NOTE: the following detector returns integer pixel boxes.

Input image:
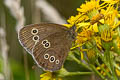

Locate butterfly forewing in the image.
[18,25,36,54]
[18,24,67,54]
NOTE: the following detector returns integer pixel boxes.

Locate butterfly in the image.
[18,23,75,72]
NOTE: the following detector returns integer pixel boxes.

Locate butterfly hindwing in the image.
[32,28,72,71]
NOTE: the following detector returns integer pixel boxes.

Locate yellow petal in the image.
[93,23,98,32]
[63,24,72,28]
[96,67,101,70]
[77,22,90,27]
[40,72,52,80]
[58,78,62,80]
[99,19,104,24]
[116,69,120,76]
[40,77,51,80]
[118,14,120,18]
[81,52,84,60]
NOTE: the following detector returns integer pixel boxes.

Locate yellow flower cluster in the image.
[96,63,120,76]
[64,0,120,58]
[64,0,120,78]
[96,64,110,76]
[40,0,120,80]
[40,71,62,80]
[77,0,100,13]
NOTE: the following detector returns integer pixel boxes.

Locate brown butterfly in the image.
[18,23,75,72]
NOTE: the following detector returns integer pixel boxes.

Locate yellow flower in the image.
[94,37,102,50]
[76,22,90,31]
[116,69,120,76]
[40,72,62,80]
[40,72,53,80]
[101,6,119,27]
[90,13,104,25]
[87,49,96,59]
[63,0,120,79]
[96,64,110,76]
[76,28,93,44]
[79,48,88,60]
[77,0,100,13]
[88,23,99,33]
[97,63,120,76]
[64,14,89,28]
[101,29,113,42]
[116,37,120,49]
[115,64,120,76]
[63,24,73,28]
[101,0,119,4]
[63,15,80,28]
[112,21,120,30]
[80,51,84,60]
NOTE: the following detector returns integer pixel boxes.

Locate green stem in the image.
[89,64,107,80]
[57,68,92,77]
[96,60,112,79]
[108,51,118,80]
[96,48,115,78]
[114,63,120,71]
[67,72,92,76]
[104,48,118,80]
[69,53,92,71]
[104,50,111,71]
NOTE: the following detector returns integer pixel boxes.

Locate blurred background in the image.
[0,0,94,80]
